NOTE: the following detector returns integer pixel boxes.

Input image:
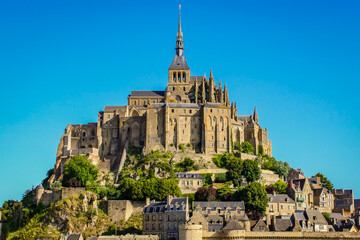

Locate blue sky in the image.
[0,0,359,205]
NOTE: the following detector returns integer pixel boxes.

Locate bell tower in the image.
[167,5,191,103]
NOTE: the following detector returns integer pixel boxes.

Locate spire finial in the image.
[253,106,259,122]
[175,5,184,55]
[210,69,213,78]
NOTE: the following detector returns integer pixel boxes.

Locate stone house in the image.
[142,196,189,240]
[291,210,329,232]
[251,219,269,232]
[287,168,305,182]
[287,178,314,210]
[52,6,272,182]
[176,173,204,194]
[332,189,355,216]
[313,187,334,213]
[193,201,250,231]
[266,193,296,217]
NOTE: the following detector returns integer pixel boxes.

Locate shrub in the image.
[175,157,199,172]
[201,173,213,186]
[63,155,99,187]
[214,173,227,183]
[241,141,254,155]
[179,144,186,153]
[195,187,217,201]
[242,159,261,183]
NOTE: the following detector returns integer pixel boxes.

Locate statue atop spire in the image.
[176,4,184,56]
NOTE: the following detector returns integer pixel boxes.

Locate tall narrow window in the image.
[173,73,176,82]
[178,73,181,82]
[183,72,186,82]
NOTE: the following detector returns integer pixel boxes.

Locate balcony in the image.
[297,196,305,202]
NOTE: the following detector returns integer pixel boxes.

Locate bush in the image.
[63,155,99,187]
[234,141,241,151]
[261,155,291,178]
[175,157,199,172]
[214,173,227,183]
[195,187,217,201]
[217,187,233,201]
[241,141,254,155]
[201,173,213,187]
[266,180,287,194]
[225,157,243,187]
[179,144,186,153]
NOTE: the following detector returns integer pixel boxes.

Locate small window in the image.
[183,72,186,82]
[210,109,213,113]
[183,109,186,114]
[172,109,174,113]
[173,73,176,82]
[183,87,186,91]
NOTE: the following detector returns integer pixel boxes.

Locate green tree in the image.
[234,141,241,151]
[241,141,254,155]
[118,178,144,200]
[225,158,243,187]
[195,187,217,201]
[267,180,287,194]
[232,182,268,215]
[258,145,264,156]
[214,173,227,183]
[242,159,261,183]
[201,173,213,187]
[63,155,99,187]
[312,173,334,191]
[156,178,182,201]
[175,157,199,172]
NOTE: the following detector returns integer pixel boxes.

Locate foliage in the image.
[261,155,291,178]
[103,214,143,236]
[195,187,217,201]
[212,152,235,168]
[242,159,261,183]
[50,181,62,190]
[234,141,241,152]
[179,144,186,153]
[266,180,287,194]
[63,155,99,187]
[232,182,268,215]
[214,173,227,183]
[225,157,243,187]
[312,172,334,191]
[258,145,264,156]
[175,157,199,172]
[201,173,213,187]
[117,177,181,201]
[322,212,330,220]
[217,187,234,201]
[241,141,254,155]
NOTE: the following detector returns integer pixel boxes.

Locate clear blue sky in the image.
[0,0,359,205]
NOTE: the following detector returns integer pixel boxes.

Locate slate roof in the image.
[130,91,165,97]
[169,54,190,70]
[104,106,125,111]
[237,115,251,121]
[221,219,244,230]
[204,103,226,108]
[67,234,82,240]
[268,194,295,203]
[190,76,206,82]
[334,199,353,207]
[206,215,225,231]
[354,199,360,210]
[193,201,245,211]
[274,219,293,231]
[329,213,346,221]
[305,209,328,225]
[176,173,204,179]
[290,179,307,192]
[144,197,187,213]
[313,188,326,197]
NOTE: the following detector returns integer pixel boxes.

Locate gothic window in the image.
[183,72,186,82]
[178,73,181,82]
[183,87,186,91]
[173,73,176,82]
[83,132,86,137]
[175,95,181,102]
[189,110,192,114]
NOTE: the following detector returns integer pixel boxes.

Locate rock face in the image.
[8,192,111,239]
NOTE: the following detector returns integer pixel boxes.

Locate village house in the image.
[332,189,355,217]
[266,193,296,217]
[175,172,204,194]
[287,178,314,210]
[287,168,305,182]
[142,196,189,240]
[313,187,334,213]
[291,210,329,232]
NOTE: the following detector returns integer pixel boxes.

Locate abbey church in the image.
[55,8,272,167]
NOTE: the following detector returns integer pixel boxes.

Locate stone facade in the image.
[287,178,314,210]
[267,193,296,217]
[332,189,355,216]
[97,235,159,240]
[52,7,272,179]
[35,185,85,206]
[142,196,189,240]
[313,187,334,213]
[176,173,204,194]
[102,200,146,223]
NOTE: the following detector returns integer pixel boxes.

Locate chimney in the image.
[167,195,173,204]
[146,198,150,206]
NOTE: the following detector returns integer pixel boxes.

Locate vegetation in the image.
[258,154,291,178]
[217,186,234,201]
[179,144,186,153]
[312,172,334,191]
[214,173,227,183]
[232,182,268,216]
[201,173,213,187]
[242,159,261,183]
[240,141,255,154]
[63,155,99,187]
[195,187,217,201]
[322,212,330,220]
[174,157,199,172]
[103,214,143,236]
[266,180,287,194]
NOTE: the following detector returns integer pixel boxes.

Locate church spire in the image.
[176,5,184,56]
[253,106,259,123]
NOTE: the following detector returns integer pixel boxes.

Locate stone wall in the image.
[260,169,281,185]
[104,200,147,223]
[98,234,159,240]
[36,187,85,206]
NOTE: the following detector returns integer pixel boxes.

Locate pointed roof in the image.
[221,219,244,230]
[253,106,259,122]
[210,69,213,78]
[169,5,189,70]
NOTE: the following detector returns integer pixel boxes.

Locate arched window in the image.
[82,131,86,137]
[183,72,186,82]
[178,72,181,82]
[173,72,176,82]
